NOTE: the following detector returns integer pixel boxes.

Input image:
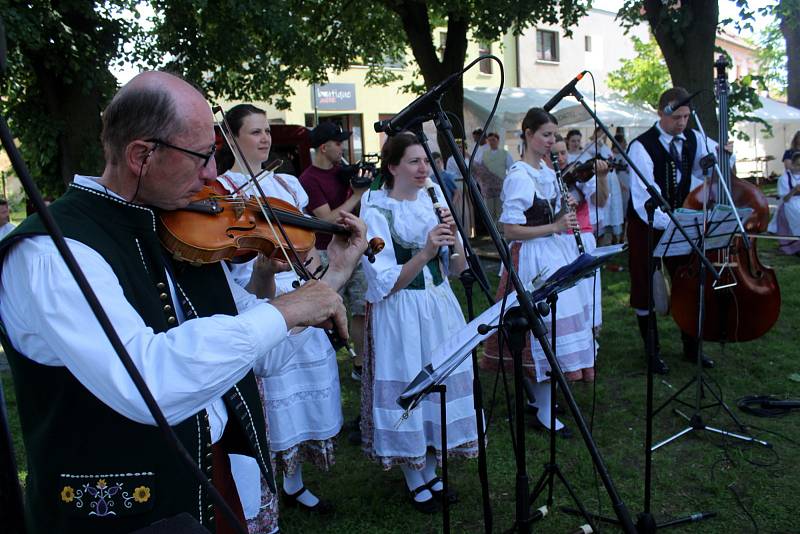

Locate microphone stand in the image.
[431,99,637,533]
[408,122,494,533]
[550,81,720,533]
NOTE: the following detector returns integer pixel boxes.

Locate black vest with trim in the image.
[0,183,274,533]
[630,125,698,212]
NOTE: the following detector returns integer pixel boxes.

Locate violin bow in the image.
[214,106,360,358]
[214,106,311,282]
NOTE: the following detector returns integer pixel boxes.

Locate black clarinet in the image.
[550,152,585,254]
[425,178,459,259]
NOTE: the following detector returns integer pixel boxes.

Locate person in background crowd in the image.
[611,133,631,241]
[216,104,343,531]
[430,151,458,200]
[782,130,800,170]
[583,128,623,244]
[473,131,514,222]
[566,129,583,164]
[359,132,477,514]
[483,108,597,438]
[299,122,370,381]
[471,127,488,163]
[446,139,475,238]
[0,199,16,240]
[768,152,800,256]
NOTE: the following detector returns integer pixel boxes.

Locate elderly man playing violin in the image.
[0,71,368,534]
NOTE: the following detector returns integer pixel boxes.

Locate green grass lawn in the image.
[2,239,798,533]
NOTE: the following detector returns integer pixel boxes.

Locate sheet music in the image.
[653,206,751,257]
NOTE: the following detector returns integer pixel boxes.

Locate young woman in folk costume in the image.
[482,108,597,436]
[218,104,341,532]
[359,132,478,513]
[551,134,609,332]
[769,152,800,256]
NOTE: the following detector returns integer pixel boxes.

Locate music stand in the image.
[398,245,626,532]
[651,206,770,451]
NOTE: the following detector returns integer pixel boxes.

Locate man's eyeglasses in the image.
[146,138,216,168]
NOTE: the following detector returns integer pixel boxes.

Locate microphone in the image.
[374,71,462,135]
[542,71,588,112]
[663,90,702,116]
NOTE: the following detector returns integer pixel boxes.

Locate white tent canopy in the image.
[736,97,800,179]
[462,86,657,156]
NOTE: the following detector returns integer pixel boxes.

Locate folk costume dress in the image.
[768,169,800,255]
[217,171,342,532]
[482,161,596,382]
[359,186,479,470]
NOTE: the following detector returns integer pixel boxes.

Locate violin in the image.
[562,156,624,185]
[670,56,780,342]
[158,185,384,266]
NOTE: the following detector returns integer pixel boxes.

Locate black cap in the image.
[309,122,351,147]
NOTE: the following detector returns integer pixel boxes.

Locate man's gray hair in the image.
[101,84,185,165]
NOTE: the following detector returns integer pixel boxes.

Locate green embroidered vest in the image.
[0,183,274,533]
[374,206,444,289]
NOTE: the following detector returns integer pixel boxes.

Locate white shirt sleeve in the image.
[0,236,289,427]
[627,139,671,230]
[499,169,535,225]
[360,205,403,302]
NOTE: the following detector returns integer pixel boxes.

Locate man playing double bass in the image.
[0,71,367,533]
[627,87,716,374]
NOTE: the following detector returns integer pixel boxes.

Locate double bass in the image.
[670,55,780,342]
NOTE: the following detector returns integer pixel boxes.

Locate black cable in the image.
[728,483,760,534]
[737,395,800,418]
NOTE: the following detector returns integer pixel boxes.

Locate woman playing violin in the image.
[552,134,608,331]
[217,104,341,530]
[482,108,597,437]
[359,132,476,514]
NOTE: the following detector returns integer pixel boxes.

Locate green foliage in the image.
[755,20,787,98]
[607,35,670,109]
[0,1,139,195]
[143,0,406,107]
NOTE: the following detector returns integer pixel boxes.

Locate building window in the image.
[479,43,492,74]
[438,31,447,62]
[585,35,592,52]
[536,30,559,62]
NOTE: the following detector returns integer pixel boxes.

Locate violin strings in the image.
[214,108,303,282]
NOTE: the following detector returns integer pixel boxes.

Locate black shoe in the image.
[282,486,335,514]
[651,354,670,375]
[425,476,459,504]
[529,413,573,439]
[684,351,715,369]
[681,334,715,368]
[409,484,439,513]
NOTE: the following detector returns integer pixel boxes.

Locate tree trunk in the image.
[29,52,107,189]
[387,1,470,158]
[644,0,719,137]
[779,7,800,109]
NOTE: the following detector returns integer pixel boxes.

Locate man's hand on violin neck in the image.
[270,280,349,339]
[323,212,369,290]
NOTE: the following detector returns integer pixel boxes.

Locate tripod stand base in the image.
[561,507,717,532]
[652,410,771,451]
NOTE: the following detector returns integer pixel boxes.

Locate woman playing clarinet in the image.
[359,132,478,513]
[482,108,597,436]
